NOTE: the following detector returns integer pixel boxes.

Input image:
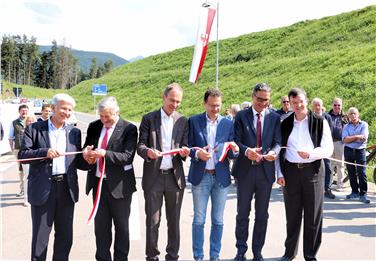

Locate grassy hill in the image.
[68,5,376,142]
[39,46,129,72]
[2,6,375,144]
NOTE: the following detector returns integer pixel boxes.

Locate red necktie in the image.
[98,127,109,174]
[256,113,262,148]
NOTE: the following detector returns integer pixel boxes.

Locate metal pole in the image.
[215,1,219,89]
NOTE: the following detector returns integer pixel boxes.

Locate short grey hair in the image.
[311,97,323,106]
[97,96,120,114]
[332,97,343,105]
[51,93,76,108]
[252,83,272,95]
[163,82,183,97]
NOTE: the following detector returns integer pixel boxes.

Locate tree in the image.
[89,57,98,79]
[104,59,113,73]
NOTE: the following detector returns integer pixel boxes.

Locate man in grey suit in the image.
[232,83,281,261]
[137,83,190,261]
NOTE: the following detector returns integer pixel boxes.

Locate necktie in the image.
[98,127,109,174]
[256,113,262,148]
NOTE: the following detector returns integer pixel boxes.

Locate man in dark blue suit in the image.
[19,93,88,261]
[188,88,239,261]
[232,83,281,261]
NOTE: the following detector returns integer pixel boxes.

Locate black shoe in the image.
[233,254,247,261]
[278,256,294,261]
[252,255,264,261]
[324,189,335,199]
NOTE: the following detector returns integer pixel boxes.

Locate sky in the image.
[1,0,375,60]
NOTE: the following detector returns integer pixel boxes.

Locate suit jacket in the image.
[188,113,237,187]
[232,107,281,183]
[18,120,86,206]
[137,109,188,191]
[84,118,138,199]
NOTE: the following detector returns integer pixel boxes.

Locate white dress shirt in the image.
[277,114,334,178]
[205,114,219,170]
[95,117,118,178]
[48,119,67,175]
[244,108,265,156]
[160,109,174,170]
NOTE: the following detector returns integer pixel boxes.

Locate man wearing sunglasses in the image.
[328,98,348,190]
[232,83,281,261]
[276,95,293,122]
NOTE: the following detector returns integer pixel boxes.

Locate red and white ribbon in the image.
[279,146,376,169]
[0,151,83,164]
[218,142,232,162]
[87,159,105,225]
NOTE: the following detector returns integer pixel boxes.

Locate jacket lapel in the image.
[246,108,256,136]
[65,124,73,152]
[199,112,208,145]
[155,110,162,150]
[171,111,183,149]
[40,120,51,148]
[106,119,123,148]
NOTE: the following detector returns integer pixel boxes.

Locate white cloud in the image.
[1,0,375,60]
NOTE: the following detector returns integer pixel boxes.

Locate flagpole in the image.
[215,1,219,89]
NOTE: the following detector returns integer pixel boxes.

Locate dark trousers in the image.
[323,158,332,190]
[93,179,132,261]
[344,147,368,195]
[144,172,184,261]
[31,177,74,261]
[283,161,324,261]
[235,164,272,257]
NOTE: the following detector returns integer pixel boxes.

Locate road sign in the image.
[13,87,22,97]
[92,84,107,96]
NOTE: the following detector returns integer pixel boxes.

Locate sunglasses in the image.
[282,101,289,103]
[253,95,269,103]
[333,104,341,107]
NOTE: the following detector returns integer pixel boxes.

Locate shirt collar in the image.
[48,118,67,130]
[161,108,174,119]
[294,114,308,123]
[104,116,119,130]
[252,107,265,118]
[205,113,220,124]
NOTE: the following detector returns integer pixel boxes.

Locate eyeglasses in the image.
[253,94,269,103]
[333,104,341,107]
[282,101,289,104]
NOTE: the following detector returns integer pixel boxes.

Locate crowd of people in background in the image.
[1,82,372,261]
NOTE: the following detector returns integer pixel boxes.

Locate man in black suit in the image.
[83,96,138,261]
[18,93,87,261]
[137,83,190,261]
[232,83,281,261]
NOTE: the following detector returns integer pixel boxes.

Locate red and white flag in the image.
[189,3,216,83]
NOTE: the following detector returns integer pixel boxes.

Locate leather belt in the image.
[205,169,216,174]
[50,174,65,182]
[286,161,313,169]
[160,169,174,175]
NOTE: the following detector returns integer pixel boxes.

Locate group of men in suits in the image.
[18,82,333,261]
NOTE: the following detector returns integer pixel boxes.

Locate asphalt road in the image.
[1,112,375,260]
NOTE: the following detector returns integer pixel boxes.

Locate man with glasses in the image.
[232,83,281,261]
[276,95,293,122]
[188,88,239,261]
[328,98,348,189]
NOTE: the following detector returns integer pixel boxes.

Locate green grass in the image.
[1,81,63,99]
[67,6,376,142]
